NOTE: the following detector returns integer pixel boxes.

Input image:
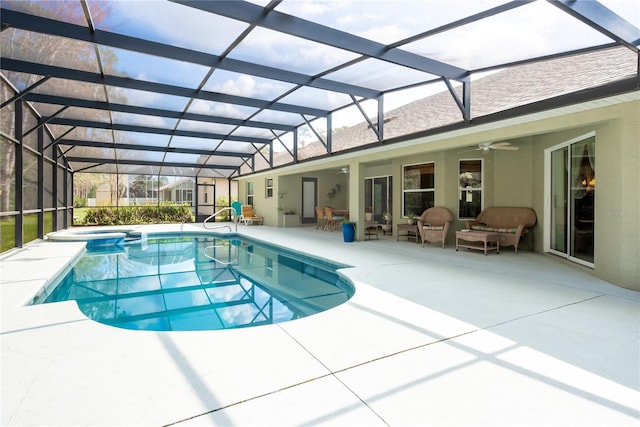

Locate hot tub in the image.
[46,228,134,248]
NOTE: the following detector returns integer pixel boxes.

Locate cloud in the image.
[219,75,257,97]
[112,112,176,129]
[404,1,613,69]
[107,0,248,54]
[279,0,353,18]
[358,24,411,45]
[189,99,256,119]
[231,27,358,74]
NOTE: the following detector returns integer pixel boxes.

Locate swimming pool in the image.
[33,234,354,331]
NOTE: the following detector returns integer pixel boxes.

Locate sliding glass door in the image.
[364,176,392,223]
[550,148,568,254]
[547,134,595,266]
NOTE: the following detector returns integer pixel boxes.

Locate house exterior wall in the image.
[235,96,639,290]
[528,101,638,290]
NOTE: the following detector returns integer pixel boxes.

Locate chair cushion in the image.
[471,224,516,233]
[421,225,444,231]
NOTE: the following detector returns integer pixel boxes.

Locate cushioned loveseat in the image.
[466,207,537,253]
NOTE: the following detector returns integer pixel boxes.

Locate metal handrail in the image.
[203,206,238,232]
[203,245,238,265]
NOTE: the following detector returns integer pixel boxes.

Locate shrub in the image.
[82,207,117,225]
[215,196,233,221]
[73,196,87,208]
[81,205,193,226]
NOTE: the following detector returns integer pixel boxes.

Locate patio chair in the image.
[241,205,264,225]
[324,207,344,231]
[231,201,242,223]
[315,206,327,230]
[417,207,453,248]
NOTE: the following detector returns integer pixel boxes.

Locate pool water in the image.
[34,235,354,331]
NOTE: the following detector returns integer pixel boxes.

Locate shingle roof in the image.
[287,46,636,162]
[158,177,193,191]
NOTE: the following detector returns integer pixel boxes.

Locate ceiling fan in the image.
[477,142,519,152]
[336,166,349,174]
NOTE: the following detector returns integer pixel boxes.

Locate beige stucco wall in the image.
[236,95,639,290]
[523,102,639,290]
[239,170,351,226]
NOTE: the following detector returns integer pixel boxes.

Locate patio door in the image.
[546,133,595,266]
[301,177,317,224]
[365,176,392,223]
[196,181,215,222]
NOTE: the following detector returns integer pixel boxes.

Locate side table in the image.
[397,223,419,243]
[364,221,379,240]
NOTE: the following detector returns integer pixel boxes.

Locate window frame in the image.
[265,178,274,198]
[402,162,435,217]
[246,181,254,206]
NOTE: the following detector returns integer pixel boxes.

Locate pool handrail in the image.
[203,245,238,265]
[203,207,238,232]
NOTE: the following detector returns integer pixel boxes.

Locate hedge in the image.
[81,205,193,226]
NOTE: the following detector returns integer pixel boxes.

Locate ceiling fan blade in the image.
[495,146,519,150]
[491,142,512,147]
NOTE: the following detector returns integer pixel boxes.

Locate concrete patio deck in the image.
[1,223,638,426]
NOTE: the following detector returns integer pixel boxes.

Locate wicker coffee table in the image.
[456,230,500,255]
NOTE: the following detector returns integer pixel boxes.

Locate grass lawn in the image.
[73,207,90,225]
[1,206,192,253]
[1,214,37,252]
[1,213,55,252]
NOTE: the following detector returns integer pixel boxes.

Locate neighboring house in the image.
[237,47,639,291]
[158,177,194,204]
[95,183,112,206]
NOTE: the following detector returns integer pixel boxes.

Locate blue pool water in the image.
[34,234,354,331]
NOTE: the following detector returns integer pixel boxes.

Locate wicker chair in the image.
[324,207,344,231]
[315,206,327,230]
[417,207,453,248]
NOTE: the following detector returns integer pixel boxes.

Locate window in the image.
[183,189,193,203]
[247,182,254,206]
[458,159,483,219]
[246,244,254,264]
[265,257,273,278]
[403,163,434,216]
[265,178,273,198]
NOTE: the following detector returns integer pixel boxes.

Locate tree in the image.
[73,173,107,201]
[0,136,15,213]
[129,176,148,198]
[1,1,116,211]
